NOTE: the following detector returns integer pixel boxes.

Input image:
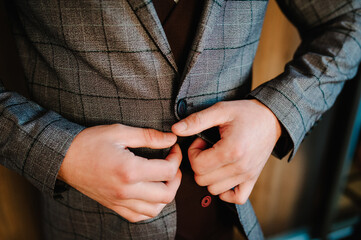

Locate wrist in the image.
[57,162,66,182]
[57,128,85,183]
[248,99,282,140]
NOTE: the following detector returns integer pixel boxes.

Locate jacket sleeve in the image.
[249,0,361,160]
[0,79,85,197]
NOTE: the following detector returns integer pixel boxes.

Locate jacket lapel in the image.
[127,0,225,76]
[181,0,225,78]
[127,0,224,76]
[126,0,178,71]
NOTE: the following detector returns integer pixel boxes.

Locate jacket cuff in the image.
[0,89,85,198]
[22,116,85,198]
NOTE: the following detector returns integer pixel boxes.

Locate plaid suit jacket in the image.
[1,0,360,239]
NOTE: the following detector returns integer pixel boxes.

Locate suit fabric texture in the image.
[0,0,361,239]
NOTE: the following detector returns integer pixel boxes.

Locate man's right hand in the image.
[58,124,182,223]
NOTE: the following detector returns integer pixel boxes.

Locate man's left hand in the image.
[172,99,282,204]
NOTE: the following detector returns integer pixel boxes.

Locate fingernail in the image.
[174,121,187,132]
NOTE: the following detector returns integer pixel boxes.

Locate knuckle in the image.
[148,212,158,219]
[235,195,248,205]
[161,196,172,204]
[152,204,165,217]
[207,185,220,196]
[128,215,148,223]
[112,124,127,135]
[214,101,226,109]
[171,165,179,177]
[165,164,178,180]
[162,190,176,204]
[217,149,232,163]
[193,166,205,176]
[114,187,128,200]
[244,171,254,181]
[115,165,125,176]
[213,102,228,117]
[219,153,231,165]
[120,170,137,184]
[145,205,164,219]
[194,175,206,186]
[163,172,173,181]
[191,162,206,175]
[118,163,138,184]
[213,102,225,112]
[161,169,174,182]
[148,210,158,219]
[117,161,139,184]
[187,112,203,127]
[143,128,156,144]
[127,216,137,223]
[234,161,247,174]
[230,147,244,160]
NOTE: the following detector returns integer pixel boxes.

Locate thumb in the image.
[172,103,228,136]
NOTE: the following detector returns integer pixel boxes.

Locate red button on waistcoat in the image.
[201,196,212,207]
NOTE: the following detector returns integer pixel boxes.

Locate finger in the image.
[187,137,208,162]
[165,143,182,168]
[219,179,256,205]
[112,205,152,223]
[172,103,228,136]
[194,160,256,187]
[188,138,232,175]
[206,174,252,196]
[116,200,166,219]
[123,170,182,203]
[194,167,231,187]
[136,144,182,182]
[115,125,177,149]
[165,169,182,193]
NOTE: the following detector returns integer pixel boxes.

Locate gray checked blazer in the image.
[1,0,360,239]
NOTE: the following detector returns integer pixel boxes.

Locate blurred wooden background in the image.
[0,0,324,239]
[0,0,43,239]
[251,0,303,236]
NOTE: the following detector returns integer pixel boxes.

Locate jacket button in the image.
[201,196,212,207]
[177,99,187,118]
